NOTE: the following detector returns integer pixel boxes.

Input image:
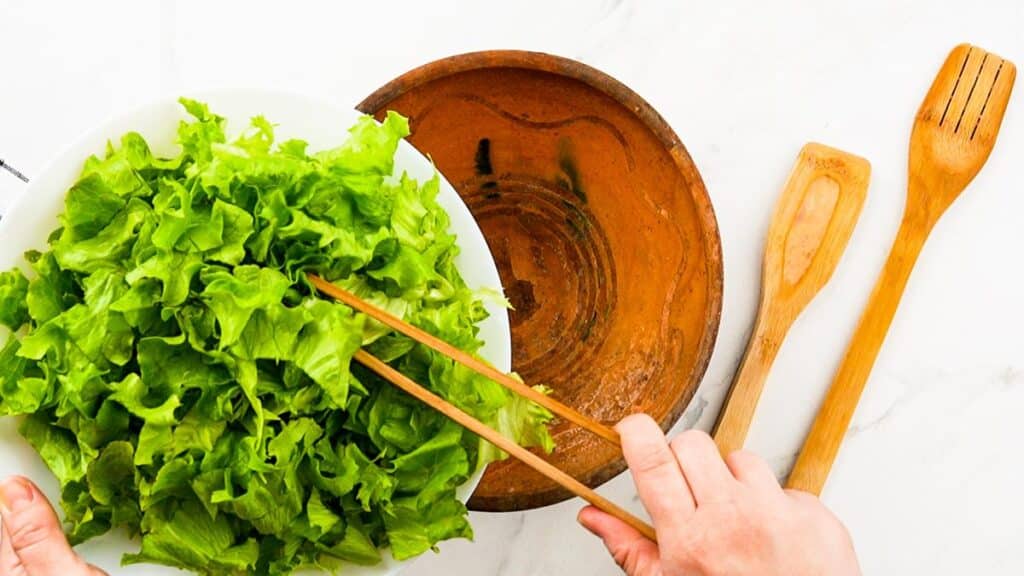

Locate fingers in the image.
[617,414,695,527]
[578,506,662,575]
[725,449,781,492]
[669,429,735,503]
[1,519,25,576]
[0,476,92,576]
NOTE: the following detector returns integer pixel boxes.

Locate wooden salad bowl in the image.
[358,51,723,511]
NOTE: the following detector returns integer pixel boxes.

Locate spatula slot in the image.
[971,60,1006,140]
[955,53,988,133]
[939,47,972,127]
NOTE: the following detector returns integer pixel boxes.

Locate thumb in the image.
[578,506,661,575]
[0,476,96,575]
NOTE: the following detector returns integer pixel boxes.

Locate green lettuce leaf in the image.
[0,99,555,575]
[0,268,30,329]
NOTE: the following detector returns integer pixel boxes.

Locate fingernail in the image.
[0,477,35,513]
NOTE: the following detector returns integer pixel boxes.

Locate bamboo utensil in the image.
[713,144,870,456]
[787,44,1016,495]
[353,350,655,540]
[309,273,655,540]
[308,274,620,446]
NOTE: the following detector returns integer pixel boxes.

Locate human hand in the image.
[578,415,861,576]
[1,476,107,575]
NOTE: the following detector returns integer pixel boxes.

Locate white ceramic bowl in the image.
[0,90,509,575]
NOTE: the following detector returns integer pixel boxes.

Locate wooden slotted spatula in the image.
[787,44,1016,495]
[713,143,870,456]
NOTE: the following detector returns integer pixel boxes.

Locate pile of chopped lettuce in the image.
[0,99,553,575]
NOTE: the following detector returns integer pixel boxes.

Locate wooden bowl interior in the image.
[358,52,722,511]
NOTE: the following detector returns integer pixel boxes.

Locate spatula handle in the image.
[713,316,784,455]
[787,219,928,494]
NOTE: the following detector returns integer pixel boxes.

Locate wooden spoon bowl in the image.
[358,51,723,511]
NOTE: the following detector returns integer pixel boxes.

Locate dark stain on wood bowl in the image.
[358,51,723,512]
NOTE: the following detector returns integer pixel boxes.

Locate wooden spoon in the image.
[714,143,870,456]
[787,44,1016,495]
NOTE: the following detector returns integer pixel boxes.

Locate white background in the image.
[2,1,1023,574]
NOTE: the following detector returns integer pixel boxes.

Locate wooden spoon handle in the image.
[787,219,928,494]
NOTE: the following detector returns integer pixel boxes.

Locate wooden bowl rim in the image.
[358,49,724,508]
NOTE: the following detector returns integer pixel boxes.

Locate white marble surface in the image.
[1,1,1023,574]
